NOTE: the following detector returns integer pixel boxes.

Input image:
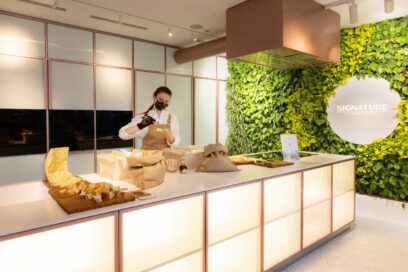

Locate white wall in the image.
[0,13,229,184]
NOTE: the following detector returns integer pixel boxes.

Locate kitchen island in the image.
[0,152,355,272]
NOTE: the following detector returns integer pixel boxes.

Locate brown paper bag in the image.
[163,148,185,172]
[196,143,239,172]
[127,150,166,189]
[165,146,204,170]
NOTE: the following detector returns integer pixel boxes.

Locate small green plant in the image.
[226,16,408,201]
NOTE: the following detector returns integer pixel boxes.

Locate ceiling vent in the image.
[89,15,148,30]
[18,0,66,12]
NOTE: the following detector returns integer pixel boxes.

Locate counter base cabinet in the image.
[0,159,355,272]
[0,215,115,272]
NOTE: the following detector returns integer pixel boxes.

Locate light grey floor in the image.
[281,214,408,272]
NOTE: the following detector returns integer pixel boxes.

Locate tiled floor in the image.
[281,214,408,272]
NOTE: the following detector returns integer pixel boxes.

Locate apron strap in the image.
[167,113,172,126]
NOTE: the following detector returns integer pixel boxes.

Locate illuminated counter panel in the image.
[264,173,301,222]
[150,251,202,272]
[208,182,261,245]
[332,160,355,232]
[303,166,331,208]
[333,190,355,232]
[208,228,261,272]
[264,212,301,270]
[121,195,204,272]
[207,182,261,272]
[303,200,331,248]
[0,215,115,272]
[263,173,301,269]
[333,160,355,196]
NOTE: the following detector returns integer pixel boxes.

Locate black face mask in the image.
[155,100,168,111]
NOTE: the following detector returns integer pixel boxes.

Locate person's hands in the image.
[137,116,156,130]
[164,131,175,144]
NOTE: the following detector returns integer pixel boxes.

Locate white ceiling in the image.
[315,0,408,28]
[0,0,407,48]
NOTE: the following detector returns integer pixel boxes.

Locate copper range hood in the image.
[175,0,340,70]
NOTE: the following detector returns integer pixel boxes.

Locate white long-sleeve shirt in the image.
[119,110,180,146]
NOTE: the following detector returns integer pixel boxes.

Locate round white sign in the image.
[327,77,401,145]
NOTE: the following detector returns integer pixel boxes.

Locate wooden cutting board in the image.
[48,188,136,214]
[253,160,294,168]
[45,180,150,214]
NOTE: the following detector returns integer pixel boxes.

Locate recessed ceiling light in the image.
[190,24,203,30]
[168,28,173,37]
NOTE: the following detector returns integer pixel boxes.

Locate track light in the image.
[168,28,173,37]
[384,0,394,13]
[349,1,358,24]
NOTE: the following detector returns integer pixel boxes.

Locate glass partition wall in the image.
[0,12,229,184]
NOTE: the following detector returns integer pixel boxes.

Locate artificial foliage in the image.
[226,16,408,201]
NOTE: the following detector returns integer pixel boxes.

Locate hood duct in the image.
[175,0,340,70]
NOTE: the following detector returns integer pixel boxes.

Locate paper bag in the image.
[127,150,166,189]
[196,143,239,172]
[169,146,204,170]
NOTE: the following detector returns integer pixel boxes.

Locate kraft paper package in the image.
[162,148,185,172]
[170,145,204,170]
[196,143,239,172]
[127,150,166,190]
[97,149,131,180]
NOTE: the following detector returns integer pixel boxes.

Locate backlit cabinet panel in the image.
[333,160,355,231]
[303,166,332,248]
[0,215,115,272]
[264,173,301,269]
[207,182,261,272]
[121,195,204,272]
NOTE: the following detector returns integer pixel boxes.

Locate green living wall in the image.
[226,16,408,201]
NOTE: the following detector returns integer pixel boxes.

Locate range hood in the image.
[175,0,340,70]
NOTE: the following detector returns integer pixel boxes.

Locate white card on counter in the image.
[281,134,300,161]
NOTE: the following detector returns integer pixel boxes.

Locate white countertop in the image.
[0,153,354,238]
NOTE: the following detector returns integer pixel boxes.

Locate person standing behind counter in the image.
[119,86,180,150]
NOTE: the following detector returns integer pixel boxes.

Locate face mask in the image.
[154,100,168,111]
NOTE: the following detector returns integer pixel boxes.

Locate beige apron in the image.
[141,114,172,150]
